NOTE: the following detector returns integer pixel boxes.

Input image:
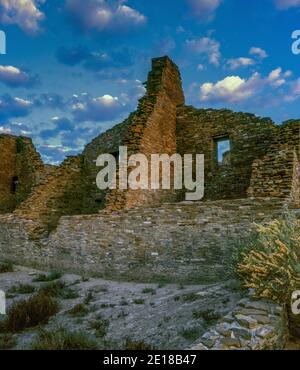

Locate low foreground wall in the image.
[0,198,294,283]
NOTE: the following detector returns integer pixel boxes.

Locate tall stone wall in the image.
[248,120,300,200]
[176,107,277,201]
[0,198,291,282]
[105,56,185,210]
[0,134,45,213]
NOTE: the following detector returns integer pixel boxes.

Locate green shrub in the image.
[236,214,300,304]
[33,271,63,282]
[142,288,156,295]
[0,261,13,273]
[133,299,145,305]
[193,309,221,322]
[182,293,201,302]
[3,292,59,332]
[124,338,154,350]
[179,327,202,342]
[68,304,89,317]
[31,327,99,350]
[84,291,94,305]
[8,284,36,295]
[89,315,109,338]
[39,281,79,299]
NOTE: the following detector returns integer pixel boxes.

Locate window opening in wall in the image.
[215,137,231,166]
[11,176,19,194]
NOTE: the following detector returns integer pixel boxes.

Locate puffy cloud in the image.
[71,93,126,122]
[249,47,268,59]
[65,0,146,33]
[186,37,221,66]
[267,67,286,87]
[199,67,290,104]
[200,75,257,103]
[0,0,45,34]
[0,65,38,88]
[187,0,222,21]
[275,0,300,9]
[0,94,33,121]
[227,57,255,70]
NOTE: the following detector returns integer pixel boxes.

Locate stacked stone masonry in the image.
[190,297,288,350]
[0,198,297,283]
[0,56,300,235]
[0,56,299,278]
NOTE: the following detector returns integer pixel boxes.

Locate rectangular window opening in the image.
[215,137,231,166]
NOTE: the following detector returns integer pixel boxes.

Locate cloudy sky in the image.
[0,0,300,163]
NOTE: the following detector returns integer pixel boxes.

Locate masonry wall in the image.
[0,198,290,282]
[105,56,185,210]
[248,120,300,200]
[14,156,85,237]
[0,135,44,213]
[176,107,277,201]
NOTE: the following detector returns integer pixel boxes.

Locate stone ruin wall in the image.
[14,156,86,237]
[0,56,300,279]
[6,57,186,234]
[176,107,277,201]
[105,57,185,210]
[248,120,300,200]
[0,135,45,213]
[0,198,295,283]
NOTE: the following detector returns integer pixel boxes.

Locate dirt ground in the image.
[0,265,242,350]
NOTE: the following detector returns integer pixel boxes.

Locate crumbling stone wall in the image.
[0,198,292,282]
[105,56,185,210]
[176,107,277,201]
[0,134,44,213]
[0,56,300,239]
[14,156,85,237]
[190,297,288,350]
[248,120,300,200]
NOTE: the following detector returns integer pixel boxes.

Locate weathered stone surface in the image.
[0,135,45,214]
[235,314,258,329]
[220,337,241,349]
[0,198,293,282]
[189,297,288,351]
[1,56,299,238]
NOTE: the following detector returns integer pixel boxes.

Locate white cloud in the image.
[249,47,268,59]
[268,67,286,87]
[186,37,221,66]
[199,67,291,104]
[187,0,222,21]
[200,75,257,103]
[275,0,300,9]
[71,93,126,122]
[227,57,255,70]
[0,65,37,87]
[65,0,146,33]
[0,0,45,34]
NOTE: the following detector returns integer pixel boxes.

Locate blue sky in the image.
[0,0,300,164]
